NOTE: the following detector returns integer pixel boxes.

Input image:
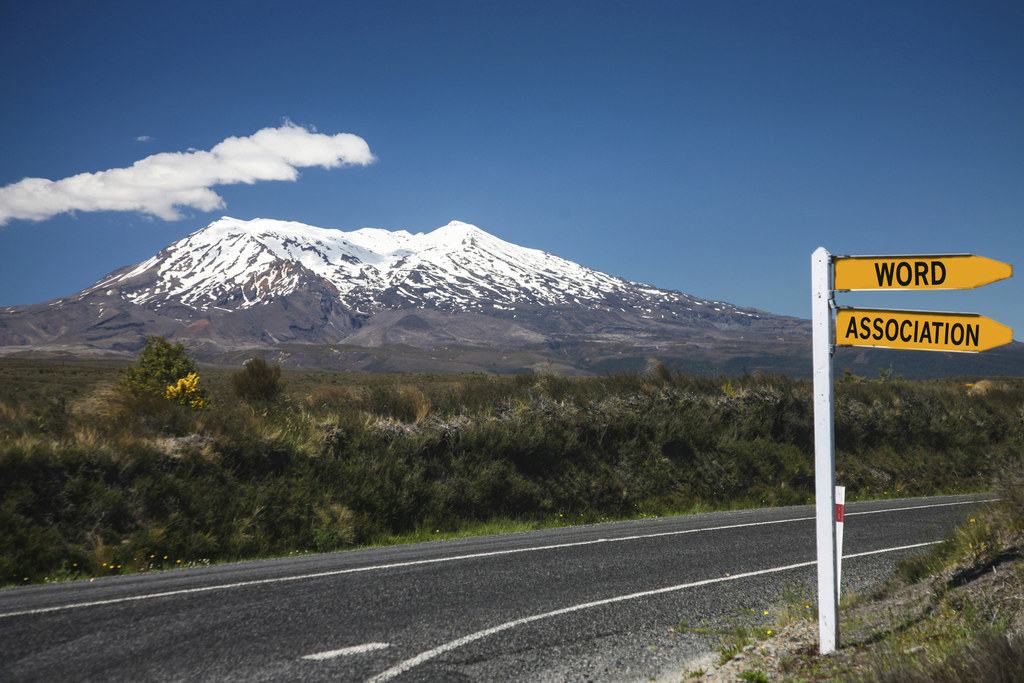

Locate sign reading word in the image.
[836,308,1013,352]
[834,254,1012,291]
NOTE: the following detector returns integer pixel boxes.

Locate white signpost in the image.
[811,248,839,654]
[810,248,1012,655]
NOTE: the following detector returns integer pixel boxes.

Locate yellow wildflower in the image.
[165,372,209,410]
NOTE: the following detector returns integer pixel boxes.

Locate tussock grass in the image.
[852,454,1024,681]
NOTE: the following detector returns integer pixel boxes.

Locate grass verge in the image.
[681,455,1024,682]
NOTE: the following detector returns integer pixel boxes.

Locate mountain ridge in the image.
[81,216,763,318]
[6,216,1019,377]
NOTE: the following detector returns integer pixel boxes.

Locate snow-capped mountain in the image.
[84,217,755,319]
[0,217,811,370]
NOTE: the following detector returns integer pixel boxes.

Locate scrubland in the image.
[2,358,1021,588]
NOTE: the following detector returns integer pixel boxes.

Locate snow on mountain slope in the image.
[0,216,828,371]
[85,217,757,321]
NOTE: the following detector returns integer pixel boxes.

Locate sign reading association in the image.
[836,308,1013,353]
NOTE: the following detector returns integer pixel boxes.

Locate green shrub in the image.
[232,357,284,404]
[122,336,200,396]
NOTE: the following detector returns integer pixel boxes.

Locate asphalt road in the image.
[0,494,990,681]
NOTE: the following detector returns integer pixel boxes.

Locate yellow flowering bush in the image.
[165,372,208,411]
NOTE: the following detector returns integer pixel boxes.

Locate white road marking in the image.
[302,642,389,660]
[0,498,988,619]
[366,540,940,682]
[845,498,995,517]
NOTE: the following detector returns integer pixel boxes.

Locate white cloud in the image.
[136,135,152,142]
[0,122,375,225]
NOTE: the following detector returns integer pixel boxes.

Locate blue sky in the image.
[2,1,1023,338]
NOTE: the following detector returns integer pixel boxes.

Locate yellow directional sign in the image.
[833,254,1012,291]
[836,308,1013,353]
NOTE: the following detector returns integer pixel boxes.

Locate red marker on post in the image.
[835,486,845,601]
